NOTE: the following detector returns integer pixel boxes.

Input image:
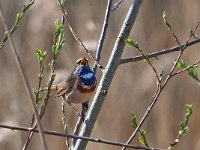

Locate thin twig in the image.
[30,49,46,127]
[22,17,66,150]
[122,20,200,150]
[61,101,70,149]
[0,124,162,150]
[130,42,160,83]
[171,60,200,77]
[111,0,125,11]
[164,22,199,78]
[0,5,47,150]
[120,38,200,64]
[168,104,192,149]
[0,0,35,49]
[162,22,199,86]
[93,0,112,73]
[57,1,104,70]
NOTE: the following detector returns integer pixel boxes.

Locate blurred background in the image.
[0,0,200,149]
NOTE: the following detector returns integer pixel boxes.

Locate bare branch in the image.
[122,87,161,150]
[93,0,112,73]
[74,0,143,149]
[0,124,161,150]
[0,6,47,150]
[120,38,200,64]
[72,0,113,147]
[168,22,199,78]
[57,1,104,70]
[126,40,160,83]
[122,21,200,150]
[171,60,200,77]
[111,0,125,11]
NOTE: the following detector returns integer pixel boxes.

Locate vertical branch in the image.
[71,0,113,148]
[74,0,143,149]
[93,0,113,73]
[0,6,47,150]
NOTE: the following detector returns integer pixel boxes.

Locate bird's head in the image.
[76,57,88,66]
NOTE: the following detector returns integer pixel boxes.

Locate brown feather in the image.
[56,74,77,97]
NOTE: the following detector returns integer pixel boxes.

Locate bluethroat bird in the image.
[52,57,97,115]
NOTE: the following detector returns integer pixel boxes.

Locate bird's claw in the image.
[77,112,85,122]
[77,112,82,117]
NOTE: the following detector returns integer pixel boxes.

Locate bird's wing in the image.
[56,74,77,97]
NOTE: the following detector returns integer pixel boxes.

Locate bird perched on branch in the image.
[52,57,97,115]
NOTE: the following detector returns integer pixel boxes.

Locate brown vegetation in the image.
[0,0,200,149]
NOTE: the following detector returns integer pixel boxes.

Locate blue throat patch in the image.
[74,66,96,86]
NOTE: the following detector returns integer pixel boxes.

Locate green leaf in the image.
[189,26,198,39]
[186,104,192,113]
[15,13,22,26]
[139,130,149,147]
[38,74,43,80]
[37,96,43,101]
[175,59,187,68]
[35,49,42,57]
[51,73,56,82]
[140,130,146,139]
[189,27,193,35]
[47,73,56,89]
[35,49,46,62]
[143,59,148,64]
[174,59,200,84]
[3,31,9,40]
[183,127,189,135]
[47,82,52,89]
[131,112,138,129]
[32,88,36,97]
[139,130,148,146]
[59,0,66,8]
[139,136,145,145]
[125,38,138,47]
[188,67,199,82]
[48,62,53,69]
[168,104,192,148]
[52,20,65,55]
[54,19,59,30]
[180,121,184,130]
